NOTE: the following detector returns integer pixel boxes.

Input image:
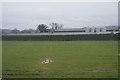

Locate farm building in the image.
[2,26,119,35]
[54,27,119,33]
[54,28,85,32]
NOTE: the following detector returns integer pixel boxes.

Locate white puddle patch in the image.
[41,59,54,64]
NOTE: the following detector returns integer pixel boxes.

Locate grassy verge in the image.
[2,41,118,78]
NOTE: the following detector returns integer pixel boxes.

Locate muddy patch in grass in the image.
[3,70,45,73]
[82,70,116,72]
[3,73,49,76]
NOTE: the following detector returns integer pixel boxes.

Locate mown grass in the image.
[2,41,118,78]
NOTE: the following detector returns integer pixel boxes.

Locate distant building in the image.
[53,26,119,33]
[54,28,85,32]
[85,27,106,33]
[106,26,118,32]
[2,26,119,35]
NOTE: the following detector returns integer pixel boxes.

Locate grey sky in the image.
[2,2,118,30]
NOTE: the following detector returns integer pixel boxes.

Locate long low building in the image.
[54,27,119,33]
[54,28,85,32]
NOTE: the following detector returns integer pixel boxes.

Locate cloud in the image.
[2,2,118,30]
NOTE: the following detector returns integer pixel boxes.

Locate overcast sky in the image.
[2,2,118,30]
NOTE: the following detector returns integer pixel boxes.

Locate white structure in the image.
[100,27,106,32]
[85,27,106,33]
[95,27,100,33]
[85,27,89,32]
[91,27,95,32]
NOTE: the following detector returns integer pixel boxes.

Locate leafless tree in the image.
[11,28,20,34]
[49,22,63,30]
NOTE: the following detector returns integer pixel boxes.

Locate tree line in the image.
[37,22,63,33]
[2,22,63,34]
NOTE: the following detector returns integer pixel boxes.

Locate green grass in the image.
[2,41,118,78]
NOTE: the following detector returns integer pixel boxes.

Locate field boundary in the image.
[2,34,119,41]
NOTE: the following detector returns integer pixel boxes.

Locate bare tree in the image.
[59,24,63,29]
[50,22,63,30]
[11,28,20,34]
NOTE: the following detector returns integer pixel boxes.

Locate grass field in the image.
[2,41,118,78]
